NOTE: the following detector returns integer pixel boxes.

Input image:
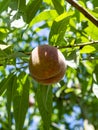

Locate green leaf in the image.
[13,73,29,130]
[0,0,11,13]
[6,74,17,129]
[94,7,98,14]
[1,51,26,60]
[0,73,14,96]
[26,0,42,23]
[29,10,58,27]
[43,0,52,5]
[52,0,64,14]
[0,31,8,40]
[93,1,98,7]
[0,51,27,66]
[79,12,98,40]
[18,0,26,11]
[18,0,26,21]
[49,12,73,46]
[94,64,98,83]
[0,49,7,58]
[85,23,98,40]
[8,52,27,59]
[80,45,96,54]
[9,0,17,10]
[36,85,52,130]
[82,61,94,74]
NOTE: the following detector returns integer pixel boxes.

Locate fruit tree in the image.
[0,0,98,130]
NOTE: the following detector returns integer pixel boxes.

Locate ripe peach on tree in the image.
[29,44,67,85]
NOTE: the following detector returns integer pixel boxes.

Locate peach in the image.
[29,45,67,85]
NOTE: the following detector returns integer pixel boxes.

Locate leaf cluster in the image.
[0,0,98,129]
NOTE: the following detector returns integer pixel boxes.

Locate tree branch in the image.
[56,40,98,49]
[17,40,98,53]
[66,0,98,27]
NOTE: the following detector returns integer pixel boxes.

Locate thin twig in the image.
[56,40,98,49]
[81,57,98,61]
[66,0,98,27]
[18,51,31,55]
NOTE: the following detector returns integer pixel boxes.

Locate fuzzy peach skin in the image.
[29,45,67,85]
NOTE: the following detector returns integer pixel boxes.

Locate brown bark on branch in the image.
[56,40,98,49]
[18,41,98,53]
[66,0,98,27]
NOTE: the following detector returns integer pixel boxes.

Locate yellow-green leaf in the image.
[80,45,96,53]
[29,10,58,27]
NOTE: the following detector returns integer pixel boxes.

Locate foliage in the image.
[0,0,98,130]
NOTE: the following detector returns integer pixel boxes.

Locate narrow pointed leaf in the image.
[0,0,11,13]
[18,0,26,11]
[49,12,73,45]
[18,0,26,21]
[36,85,52,130]
[52,0,64,14]
[0,73,14,96]
[13,72,29,130]
[26,0,42,23]
[6,75,17,129]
